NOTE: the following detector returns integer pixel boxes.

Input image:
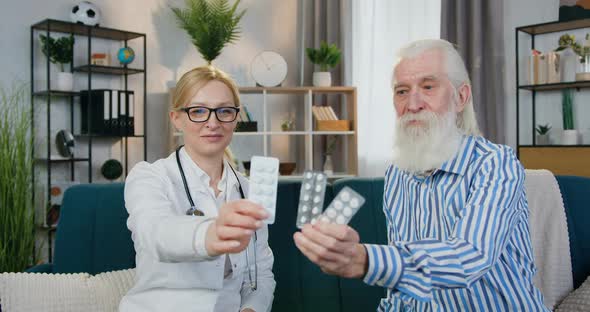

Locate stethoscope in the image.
[175,145,257,291]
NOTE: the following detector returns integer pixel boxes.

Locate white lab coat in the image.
[119,149,275,312]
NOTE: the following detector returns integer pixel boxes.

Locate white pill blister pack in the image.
[248,156,279,224]
[318,186,365,225]
[296,171,327,228]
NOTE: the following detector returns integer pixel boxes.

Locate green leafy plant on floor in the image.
[0,82,36,272]
[306,41,342,72]
[39,34,74,72]
[170,0,246,64]
[535,123,552,135]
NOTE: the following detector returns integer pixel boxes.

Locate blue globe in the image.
[117,47,135,65]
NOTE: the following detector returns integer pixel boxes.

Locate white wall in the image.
[0,0,300,170]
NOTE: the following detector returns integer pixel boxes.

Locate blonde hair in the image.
[172,65,240,111]
[392,39,481,136]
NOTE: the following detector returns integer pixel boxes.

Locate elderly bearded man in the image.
[293,39,549,311]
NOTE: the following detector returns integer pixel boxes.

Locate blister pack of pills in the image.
[296,171,327,228]
[318,186,365,225]
[248,156,279,224]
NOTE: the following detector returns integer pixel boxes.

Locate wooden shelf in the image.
[172,86,358,176]
[312,131,355,135]
[35,157,89,163]
[519,145,590,148]
[239,86,356,94]
[279,173,355,180]
[73,65,144,75]
[32,19,144,40]
[33,90,80,97]
[517,19,590,35]
[232,131,356,136]
[519,80,590,91]
[74,134,145,138]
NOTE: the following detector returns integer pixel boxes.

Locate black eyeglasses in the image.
[180,106,240,123]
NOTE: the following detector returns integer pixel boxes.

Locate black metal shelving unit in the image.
[515,19,590,148]
[515,19,590,177]
[30,19,147,261]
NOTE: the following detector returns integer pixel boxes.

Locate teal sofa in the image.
[26,176,590,311]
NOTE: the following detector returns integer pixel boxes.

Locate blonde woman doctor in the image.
[120,66,275,312]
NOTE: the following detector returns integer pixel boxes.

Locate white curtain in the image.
[343,0,441,177]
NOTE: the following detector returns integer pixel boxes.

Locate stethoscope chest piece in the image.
[186,206,205,216]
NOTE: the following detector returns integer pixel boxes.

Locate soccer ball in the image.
[70,1,101,26]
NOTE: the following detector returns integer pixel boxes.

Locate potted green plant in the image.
[535,123,551,145]
[170,0,246,64]
[39,34,75,91]
[306,41,341,87]
[561,89,579,145]
[0,82,36,272]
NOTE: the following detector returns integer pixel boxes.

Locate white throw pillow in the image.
[0,269,135,312]
[556,276,590,312]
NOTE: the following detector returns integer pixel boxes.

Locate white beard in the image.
[392,109,462,174]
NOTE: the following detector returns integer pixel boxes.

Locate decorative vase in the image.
[561,129,579,145]
[313,72,332,87]
[536,134,551,145]
[54,72,73,91]
[546,52,561,83]
[528,54,547,84]
[323,154,334,175]
[560,48,578,82]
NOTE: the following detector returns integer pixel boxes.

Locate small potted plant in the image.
[39,34,75,91]
[306,41,341,87]
[280,113,295,131]
[535,123,551,145]
[171,0,246,64]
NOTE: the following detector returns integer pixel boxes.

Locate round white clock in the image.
[250,51,288,87]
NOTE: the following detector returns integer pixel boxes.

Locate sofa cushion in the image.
[0,269,135,312]
[556,275,590,312]
[53,183,135,275]
[555,176,590,289]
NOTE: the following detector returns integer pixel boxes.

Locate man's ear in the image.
[456,83,471,113]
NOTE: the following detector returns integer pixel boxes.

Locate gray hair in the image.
[392,39,481,136]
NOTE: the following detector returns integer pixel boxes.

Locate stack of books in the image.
[312,105,350,131]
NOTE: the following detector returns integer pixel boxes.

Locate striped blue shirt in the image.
[363,135,549,311]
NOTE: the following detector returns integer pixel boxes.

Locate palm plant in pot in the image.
[535,123,551,145]
[0,82,36,272]
[171,0,246,64]
[306,41,341,87]
[39,34,75,91]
